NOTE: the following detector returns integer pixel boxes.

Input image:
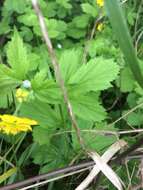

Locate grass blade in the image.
[0,167,17,184]
[105,0,143,88]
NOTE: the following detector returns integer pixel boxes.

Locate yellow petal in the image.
[17,124,32,132]
[2,125,18,135]
[16,89,23,97]
[97,23,103,31]
[0,115,17,123]
[16,118,38,125]
[16,88,29,103]
[0,115,37,135]
[97,0,104,7]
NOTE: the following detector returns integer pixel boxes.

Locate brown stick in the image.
[113,135,143,164]
[1,150,143,190]
[31,0,85,149]
[0,161,94,190]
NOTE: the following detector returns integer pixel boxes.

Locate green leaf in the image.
[67,27,86,39]
[127,9,136,26]
[33,18,67,39]
[77,119,93,129]
[88,37,117,58]
[81,3,97,17]
[72,15,90,29]
[0,90,14,108]
[40,2,57,18]
[32,135,73,173]
[4,0,27,13]
[73,133,116,152]
[56,0,72,9]
[0,19,11,35]
[33,127,55,145]
[30,70,47,88]
[7,29,29,79]
[31,71,62,104]
[18,11,38,27]
[127,93,138,108]
[68,57,119,93]
[86,135,116,151]
[32,144,50,165]
[0,64,21,92]
[135,83,143,96]
[21,99,62,128]
[105,0,143,88]
[20,26,33,42]
[126,112,143,126]
[59,49,82,83]
[27,53,40,71]
[70,93,106,122]
[45,19,60,38]
[117,67,135,92]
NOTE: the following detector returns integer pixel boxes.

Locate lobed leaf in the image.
[21,99,62,128]
[68,57,120,93]
[7,29,29,79]
[59,49,82,83]
[70,93,106,122]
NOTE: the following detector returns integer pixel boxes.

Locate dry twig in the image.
[31,0,85,149]
[76,140,127,190]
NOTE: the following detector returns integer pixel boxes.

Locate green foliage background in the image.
[0,0,143,189]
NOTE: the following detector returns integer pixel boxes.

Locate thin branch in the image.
[107,97,120,111]
[0,156,15,168]
[53,129,143,137]
[82,14,104,64]
[0,162,94,190]
[20,167,91,190]
[31,0,85,149]
[140,159,143,188]
[108,102,143,127]
[113,135,143,164]
[135,30,143,53]
[1,150,143,190]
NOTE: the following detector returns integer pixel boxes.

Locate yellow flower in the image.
[97,23,103,31]
[0,115,37,135]
[16,88,29,103]
[97,0,104,7]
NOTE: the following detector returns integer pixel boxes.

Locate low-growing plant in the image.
[0,0,143,189]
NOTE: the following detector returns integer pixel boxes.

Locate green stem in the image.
[13,102,22,116]
[9,133,26,163]
[48,182,54,190]
[59,105,66,128]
